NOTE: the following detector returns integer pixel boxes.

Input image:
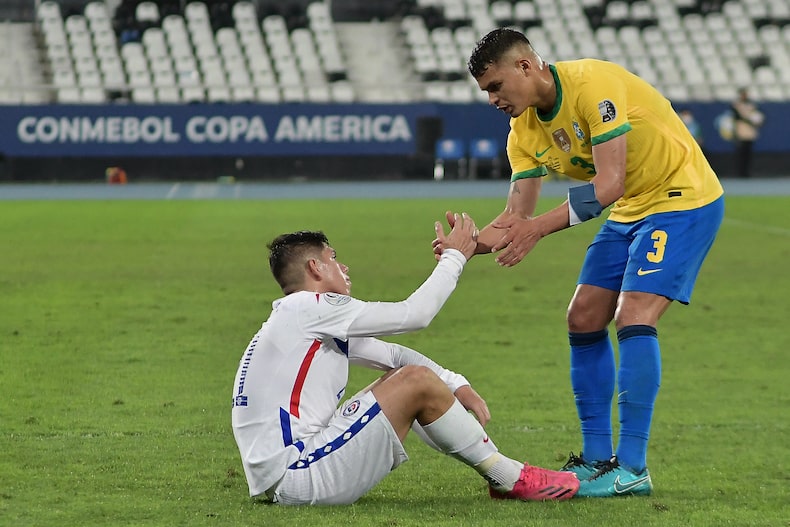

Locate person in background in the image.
[730,87,764,178]
[679,109,704,148]
[434,28,724,498]
[231,222,579,505]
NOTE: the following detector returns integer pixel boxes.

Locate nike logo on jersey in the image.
[613,474,652,494]
[637,268,662,276]
[483,436,490,443]
[535,146,552,157]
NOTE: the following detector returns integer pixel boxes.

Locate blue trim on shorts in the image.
[287,402,382,470]
[279,407,305,452]
[578,196,724,304]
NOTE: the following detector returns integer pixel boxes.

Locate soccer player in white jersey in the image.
[231,216,579,505]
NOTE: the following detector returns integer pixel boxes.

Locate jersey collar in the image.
[537,64,562,122]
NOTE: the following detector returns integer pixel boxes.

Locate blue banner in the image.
[0,104,434,157]
[0,101,785,158]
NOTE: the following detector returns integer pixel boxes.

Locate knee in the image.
[395,365,450,402]
[567,298,605,333]
[398,365,441,389]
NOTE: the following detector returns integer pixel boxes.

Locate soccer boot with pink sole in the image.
[489,463,579,501]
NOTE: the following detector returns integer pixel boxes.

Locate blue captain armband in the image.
[568,184,603,226]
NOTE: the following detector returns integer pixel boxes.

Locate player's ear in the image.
[306,257,324,280]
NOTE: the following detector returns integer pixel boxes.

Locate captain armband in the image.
[568,184,603,226]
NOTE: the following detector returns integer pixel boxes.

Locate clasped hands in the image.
[433,211,541,267]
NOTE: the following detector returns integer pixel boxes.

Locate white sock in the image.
[475,453,523,493]
[421,400,497,465]
[420,400,521,490]
[411,421,442,452]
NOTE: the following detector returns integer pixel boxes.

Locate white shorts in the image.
[270,391,409,505]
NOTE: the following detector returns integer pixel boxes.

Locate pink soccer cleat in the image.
[489,463,580,501]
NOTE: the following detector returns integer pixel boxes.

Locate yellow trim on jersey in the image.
[505,60,723,222]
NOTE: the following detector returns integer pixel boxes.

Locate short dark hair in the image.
[267,230,329,293]
[468,28,532,78]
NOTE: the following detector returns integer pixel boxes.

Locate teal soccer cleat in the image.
[576,457,653,498]
[559,452,599,481]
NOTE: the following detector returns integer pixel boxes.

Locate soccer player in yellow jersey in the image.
[438,28,725,497]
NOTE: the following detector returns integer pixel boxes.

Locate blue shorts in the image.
[578,196,724,304]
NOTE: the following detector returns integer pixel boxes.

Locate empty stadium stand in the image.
[0,0,787,104]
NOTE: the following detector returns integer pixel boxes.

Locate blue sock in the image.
[615,325,661,473]
[569,329,615,463]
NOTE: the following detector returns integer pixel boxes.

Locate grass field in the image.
[1,195,788,527]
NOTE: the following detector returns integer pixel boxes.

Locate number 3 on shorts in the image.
[646,230,667,263]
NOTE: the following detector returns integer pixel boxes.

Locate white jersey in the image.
[231,249,470,496]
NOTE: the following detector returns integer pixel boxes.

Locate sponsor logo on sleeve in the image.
[323,292,352,306]
[598,100,617,123]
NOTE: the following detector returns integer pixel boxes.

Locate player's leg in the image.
[271,391,408,505]
[372,365,579,500]
[579,197,724,497]
[563,222,625,474]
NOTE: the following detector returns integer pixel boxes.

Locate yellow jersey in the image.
[508,59,723,222]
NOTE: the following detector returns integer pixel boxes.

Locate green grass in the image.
[1,196,788,527]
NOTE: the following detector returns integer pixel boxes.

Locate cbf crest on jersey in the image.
[552,128,572,152]
[598,100,617,123]
[572,120,585,140]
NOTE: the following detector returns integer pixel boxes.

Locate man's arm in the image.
[490,134,627,267]
[349,338,491,425]
[474,176,542,254]
[433,176,542,258]
[345,213,477,336]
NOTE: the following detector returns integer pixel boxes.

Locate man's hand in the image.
[454,385,491,426]
[434,211,478,261]
[490,215,542,267]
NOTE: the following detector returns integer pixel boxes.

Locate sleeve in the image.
[302,249,467,341]
[345,248,466,337]
[348,337,470,393]
[575,70,632,146]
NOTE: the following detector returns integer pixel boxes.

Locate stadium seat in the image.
[18,0,790,105]
[232,85,255,102]
[181,85,205,102]
[468,137,501,179]
[53,68,77,88]
[207,86,232,103]
[281,85,305,103]
[330,81,354,102]
[256,85,280,103]
[78,69,102,87]
[306,85,331,102]
[57,86,82,103]
[157,85,181,103]
[434,138,467,179]
[37,1,61,23]
[135,1,160,24]
[81,86,107,103]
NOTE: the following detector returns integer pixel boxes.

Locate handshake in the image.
[433,211,480,262]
